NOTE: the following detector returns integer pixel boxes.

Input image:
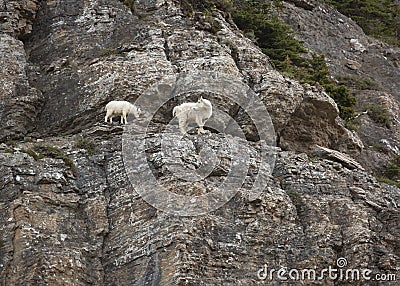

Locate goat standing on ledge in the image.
[105,100,141,124]
[172,97,213,135]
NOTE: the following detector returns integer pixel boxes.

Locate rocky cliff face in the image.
[0,0,43,141]
[0,0,398,285]
[276,0,400,174]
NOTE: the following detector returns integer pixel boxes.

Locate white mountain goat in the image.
[172,97,212,135]
[104,100,141,124]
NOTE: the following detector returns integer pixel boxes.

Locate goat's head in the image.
[131,104,141,119]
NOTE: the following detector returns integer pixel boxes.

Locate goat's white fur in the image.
[105,100,141,124]
[172,97,212,135]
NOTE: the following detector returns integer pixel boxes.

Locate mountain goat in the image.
[105,100,141,124]
[172,97,212,135]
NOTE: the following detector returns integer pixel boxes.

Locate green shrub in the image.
[231,1,356,120]
[322,0,400,46]
[179,0,234,14]
[286,189,302,207]
[324,83,356,120]
[99,49,117,57]
[344,119,359,131]
[232,3,307,71]
[179,0,357,120]
[370,143,390,154]
[364,104,392,126]
[33,145,78,175]
[122,0,135,10]
[4,137,16,147]
[384,156,400,180]
[374,156,400,187]
[33,145,63,156]
[75,137,97,156]
[336,74,380,91]
[21,149,44,160]
[376,176,400,187]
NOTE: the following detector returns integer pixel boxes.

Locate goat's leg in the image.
[197,126,205,134]
[120,111,126,124]
[196,117,206,134]
[178,118,188,135]
[179,123,187,135]
[105,111,112,123]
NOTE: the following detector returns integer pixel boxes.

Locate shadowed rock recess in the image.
[0,0,398,285]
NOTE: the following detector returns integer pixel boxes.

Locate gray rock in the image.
[0,1,398,285]
[312,145,364,170]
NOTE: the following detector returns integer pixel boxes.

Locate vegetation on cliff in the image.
[127,0,399,120]
[323,0,400,46]
[384,155,400,184]
[178,0,356,120]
